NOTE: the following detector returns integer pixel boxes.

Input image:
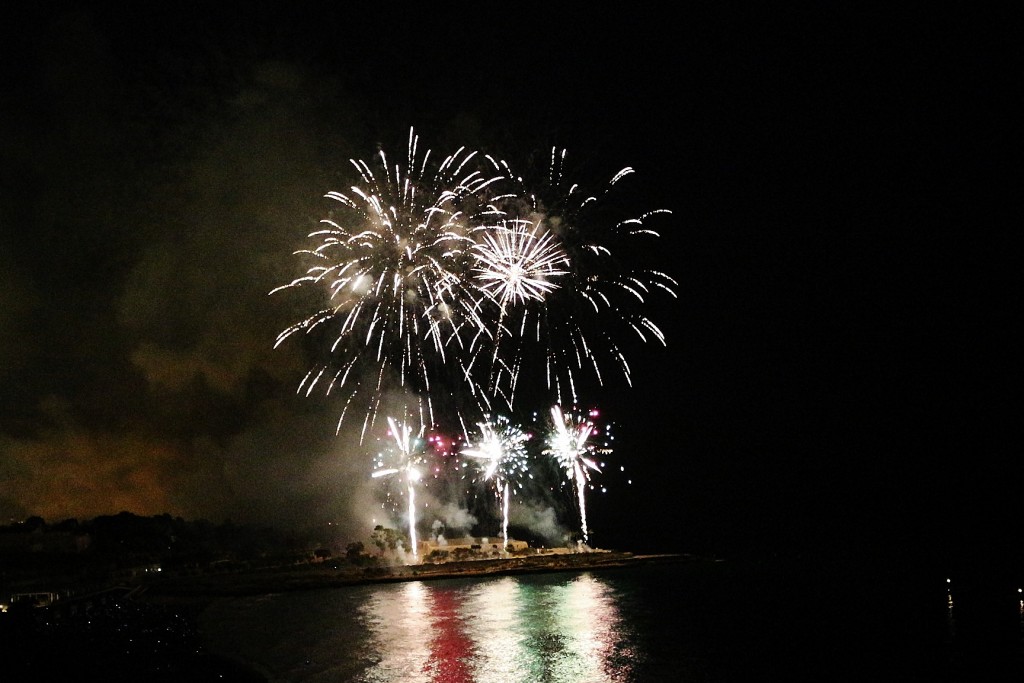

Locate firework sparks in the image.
[485,148,678,409]
[471,218,569,309]
[461,414,532,550]
[272,131,673,553]
[372,416,428,557]
[543,405,603,545]
[273,136,677,437]
[270,128,510,440]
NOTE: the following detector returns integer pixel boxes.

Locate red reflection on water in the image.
[424,587,477,683]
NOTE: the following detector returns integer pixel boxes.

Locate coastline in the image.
[138,550,693,602]
[0,550,694,680]
[137,549,695,682]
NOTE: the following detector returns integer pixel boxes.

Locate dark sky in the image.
[0,4,1010,560]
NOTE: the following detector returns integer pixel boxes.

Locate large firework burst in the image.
[273,132,672,553]
[470,218,570,308]
[270,128,510,439]
[483,148,678,409]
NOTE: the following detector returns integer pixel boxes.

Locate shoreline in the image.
[139,549,696,682]
[138,550,694,602]
[2,548,697,680]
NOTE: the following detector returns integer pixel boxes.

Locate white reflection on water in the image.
[463,577,526,681]
[550,573,624,681]
[356,572,631,683]
[360,581,434,682]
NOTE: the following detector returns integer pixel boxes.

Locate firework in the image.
[372,416,428,556]
[543,405,604,545]
[461,414,532,549]
[272,131,673,553]
[270,128,511,440]
[471,218,570,309]
[483,148,678,409]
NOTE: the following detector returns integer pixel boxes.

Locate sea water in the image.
[197,558,1024,682]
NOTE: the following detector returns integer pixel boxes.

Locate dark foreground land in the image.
[0,585,266,682]
[2,550,687,681]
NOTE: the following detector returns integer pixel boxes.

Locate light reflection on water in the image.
[202,571,640,683]
[357,573,630,683]
[199,560,1024,680]
[360,581,435,682]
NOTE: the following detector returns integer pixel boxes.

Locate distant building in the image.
[419,536,529,560]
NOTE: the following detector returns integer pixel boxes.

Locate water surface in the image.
[199,559,1024,682]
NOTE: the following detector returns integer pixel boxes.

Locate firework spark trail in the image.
[544,405,603,545]
[372,416,427,557]
[471,218,569,308]
[270,128,512,440]
[482,148,678,410]
[461,414,531,549]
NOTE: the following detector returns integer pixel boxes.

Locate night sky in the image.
[0,5,1010,562]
